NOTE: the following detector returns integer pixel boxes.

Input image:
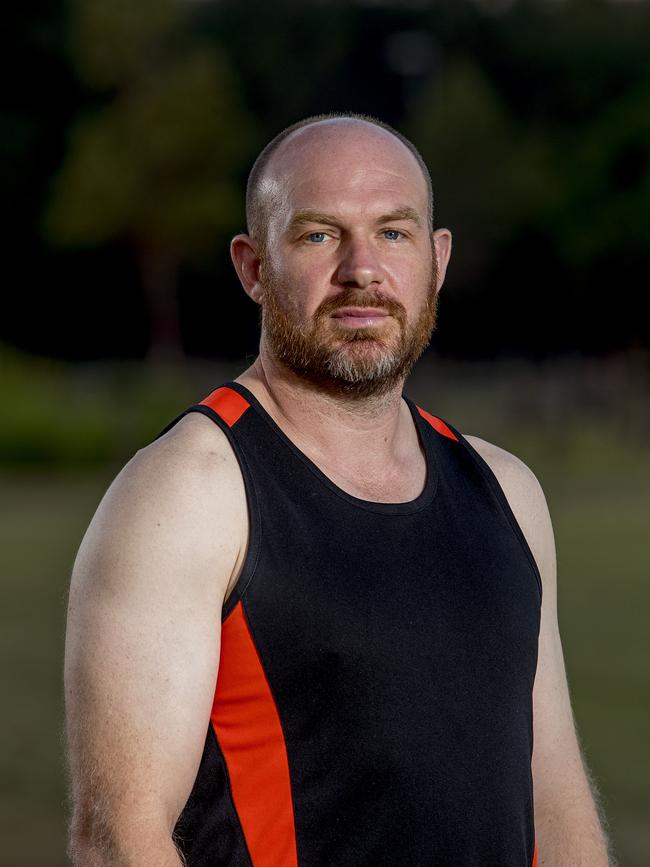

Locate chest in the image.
[306,451,427,502]
[248,489,541,687]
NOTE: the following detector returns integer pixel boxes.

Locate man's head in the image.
[231,112,452,398]
[246,113,435,252]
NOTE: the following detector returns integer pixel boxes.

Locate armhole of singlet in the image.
[438,417,544,603]
[151,404,263,623]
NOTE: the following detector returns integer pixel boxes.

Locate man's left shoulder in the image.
[462,433,542,496]
[462,434,556,584]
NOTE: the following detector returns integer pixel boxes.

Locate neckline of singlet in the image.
[223,381,440,516]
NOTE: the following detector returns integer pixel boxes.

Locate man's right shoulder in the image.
[75,410,248,607]
[135,409,242,489]
[96,409,246,553]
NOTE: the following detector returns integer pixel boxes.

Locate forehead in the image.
[263,121,429,221]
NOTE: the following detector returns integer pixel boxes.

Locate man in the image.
[64,113,613,866]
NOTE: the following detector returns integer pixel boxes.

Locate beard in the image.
[259,252,439,399]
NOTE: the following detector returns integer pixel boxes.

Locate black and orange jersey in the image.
[153,382,542,866]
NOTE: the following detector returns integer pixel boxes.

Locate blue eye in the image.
[306,232,327,243]
[384,229,402,241]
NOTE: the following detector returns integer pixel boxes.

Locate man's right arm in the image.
[64,414,248,865]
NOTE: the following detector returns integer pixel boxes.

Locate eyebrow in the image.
[286,206,422,233]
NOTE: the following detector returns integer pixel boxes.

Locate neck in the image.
[237,351,404,432]
[234,349,426,503]
[237,350,407,441]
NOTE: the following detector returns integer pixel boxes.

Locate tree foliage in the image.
[3,0,649,359]
[41,0,257,360]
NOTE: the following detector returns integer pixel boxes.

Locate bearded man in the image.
[64,113,613,866]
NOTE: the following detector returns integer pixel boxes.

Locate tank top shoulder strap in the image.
[410,401,461,444]
[425,411,543,601]
[152,383,252,441]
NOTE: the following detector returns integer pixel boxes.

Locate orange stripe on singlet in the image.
[211,601,298,867]
[416,405,459,441]
[200,386,250,427]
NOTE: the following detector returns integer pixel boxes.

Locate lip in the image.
[331,307,389,319]
[330,307,392,329]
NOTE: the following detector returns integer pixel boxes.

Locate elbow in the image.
[68,807,113,866]
[67,804,185,866]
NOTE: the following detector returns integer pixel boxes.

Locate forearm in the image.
[535,811,613,866]
[534,762,616,866]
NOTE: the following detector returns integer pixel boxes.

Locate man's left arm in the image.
[464,436,615,867]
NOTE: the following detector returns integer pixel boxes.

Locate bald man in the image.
[64,113,613,866]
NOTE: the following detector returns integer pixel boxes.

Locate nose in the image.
[335,236,386,289]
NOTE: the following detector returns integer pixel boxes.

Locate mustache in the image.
[315,290,407,320]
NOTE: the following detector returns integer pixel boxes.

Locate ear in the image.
[432,228,453,292]
[230,234,264,303]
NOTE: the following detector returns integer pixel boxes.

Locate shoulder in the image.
[107,410,246,527]
[462,433,540,498]
[462,434,556,589]
[77,411,248,597]
[131,407,247,541]
[137,408,244,489]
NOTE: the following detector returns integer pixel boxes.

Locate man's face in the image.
[256,122,440,397]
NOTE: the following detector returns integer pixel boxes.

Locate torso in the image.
[151,381,542,867]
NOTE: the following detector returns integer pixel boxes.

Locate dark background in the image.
[4,0,650,364]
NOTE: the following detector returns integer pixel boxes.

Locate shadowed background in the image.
[1,0,649,864]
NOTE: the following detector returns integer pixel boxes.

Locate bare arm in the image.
[465,435,614,867]
[64,414,247,865]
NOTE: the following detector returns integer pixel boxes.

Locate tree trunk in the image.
[136,241,185,366]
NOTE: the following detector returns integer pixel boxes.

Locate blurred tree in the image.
[42,0,257,363]
[5,0,648,361]
[552,83,650,267]
[405,57,558,290]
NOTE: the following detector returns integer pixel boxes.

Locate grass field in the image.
[1,356,648,865]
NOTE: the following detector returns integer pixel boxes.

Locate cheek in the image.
[282,269,331,320]
[389,259,431,305]
[268,276,318,325]
[385,245,429,279]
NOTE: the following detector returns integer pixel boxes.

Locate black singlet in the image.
[152,381,542,867]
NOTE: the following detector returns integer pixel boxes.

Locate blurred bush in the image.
[0,342,204,466]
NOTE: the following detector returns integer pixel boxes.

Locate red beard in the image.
[259,253,439,398]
